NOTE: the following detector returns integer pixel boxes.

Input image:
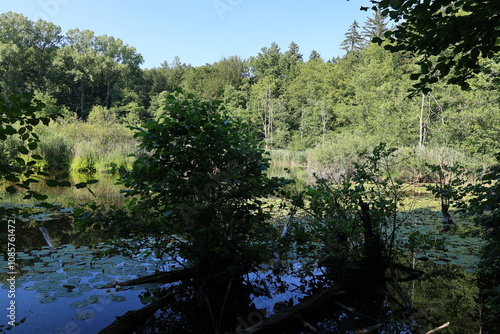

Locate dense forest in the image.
[0,10,498,175]
[1,2,500,333]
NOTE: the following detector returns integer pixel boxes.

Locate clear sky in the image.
[0,0,372,68]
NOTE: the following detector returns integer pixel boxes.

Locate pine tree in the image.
[362,7,390,45]
[340,20,364,54]
[308,50,322,62]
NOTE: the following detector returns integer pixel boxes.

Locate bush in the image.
[308,131,379,182]
[122,91,286,268]
[114,91,287,330]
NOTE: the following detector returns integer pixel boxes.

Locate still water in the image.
[0,169,483,333]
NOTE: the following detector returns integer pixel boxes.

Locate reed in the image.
[269,149,308,166]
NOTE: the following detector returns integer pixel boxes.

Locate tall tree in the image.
[250,42,284,80]
[362,7,390,45]
[340,20,364,54]
[0,12,63,97]
[53,29,99,116]
[308,50,323,62]
[53,29,143,116]
[282,41,303,80]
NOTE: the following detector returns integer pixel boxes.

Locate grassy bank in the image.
[34,118,137,173]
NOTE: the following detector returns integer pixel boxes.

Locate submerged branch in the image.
[238,286,347,334]
[96,293,177,334]
[100,268,192,289]
[39,227,56,252]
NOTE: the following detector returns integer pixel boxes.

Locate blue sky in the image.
[0,0,373,68]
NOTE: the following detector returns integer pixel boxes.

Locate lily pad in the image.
[37,285,60,293]
[85,295,102,304]
[78,286,94,293]
[69,300,89,309]
[40,296,58,304]
[54,290,83,298]
[75,310,95,320]
[108,294,127,302]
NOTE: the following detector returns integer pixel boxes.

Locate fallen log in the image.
[96,293,177,334]
[426,322,450,334]
[238,286,347,334]
[100,268,192,289]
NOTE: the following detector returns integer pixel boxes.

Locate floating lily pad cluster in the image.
[396,209,480,272]
[1,243,164,321]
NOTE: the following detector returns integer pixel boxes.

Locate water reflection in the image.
[1,171,125,208]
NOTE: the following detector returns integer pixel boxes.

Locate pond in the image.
[0,169,484,333]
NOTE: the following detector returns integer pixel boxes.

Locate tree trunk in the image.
[441,203,454,231]
[358,198,387,306]
[419,93,426,148]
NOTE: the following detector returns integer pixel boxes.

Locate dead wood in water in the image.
[96,293,177,334]
[100,268,192,289]
[96,269,191,334]
[236,286,347,334]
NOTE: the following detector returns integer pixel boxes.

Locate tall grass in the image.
[307,131,491,183]
[269,149,309,166]
[34,118,137,172]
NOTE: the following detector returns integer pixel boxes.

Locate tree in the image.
[250,42,284,80]
[282,41,303,80]
[369,0,500,93]
[115,90,286,331]
[53,29,143,117]
[308,50,322,62]
[0,12,63,98]
[340,20,364,54]
[362,7,390,45]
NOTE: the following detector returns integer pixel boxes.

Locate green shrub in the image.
[308,132,379,182]
[113,91,287,331]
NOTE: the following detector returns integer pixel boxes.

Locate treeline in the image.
[1,11,499,172]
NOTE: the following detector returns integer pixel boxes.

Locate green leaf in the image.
[58,181,72,187]
[18,146,29,154]
[4,175,20,183]
[56,173,70,180]
[46,179,59,187]
[28,141,38,150]
[32,193,48,201]
[6,185,17,194]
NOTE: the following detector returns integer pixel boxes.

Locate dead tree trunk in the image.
[441,203,454,231]
[358,198,387,306]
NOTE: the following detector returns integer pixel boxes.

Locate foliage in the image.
[425,162,468,217]
[340,20,364,54]
[117,90,287,289]
[460,153,500,331]
[0,12,498,167]
[369,0,500,93]
[290,144,404,302]
[0,93,55,202]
